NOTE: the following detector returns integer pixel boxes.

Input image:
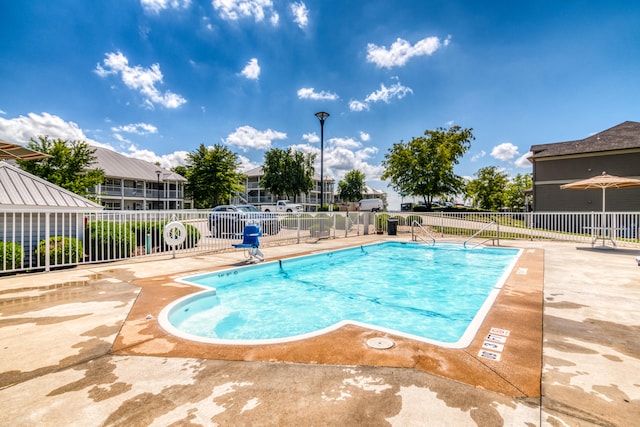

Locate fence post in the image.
[45,212,50,272]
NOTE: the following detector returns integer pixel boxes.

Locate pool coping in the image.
[111,243,543,397]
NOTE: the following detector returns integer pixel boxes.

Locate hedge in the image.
[130,221,202,252]
[85,221,135,261]
[0,241,24,271]
[36,236,83,265]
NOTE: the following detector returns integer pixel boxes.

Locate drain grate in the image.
[366,337,394,349]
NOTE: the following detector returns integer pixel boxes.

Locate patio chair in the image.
[232,224,264,263]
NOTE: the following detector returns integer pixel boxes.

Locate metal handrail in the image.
[464,220,499,248]
[411,220,436,245]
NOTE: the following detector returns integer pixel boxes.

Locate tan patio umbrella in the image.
[0,139,51,160]
[561,171,640,246]
[560,171,640,212]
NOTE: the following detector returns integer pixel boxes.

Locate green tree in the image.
[16,136,105,200]
[504,172,532,211]
[338,169,366,202]
[182,144,244,208]
[261,148,316,201]
[381,126,474,208]
[466,166,509,211]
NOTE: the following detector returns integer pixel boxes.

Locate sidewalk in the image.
[0,237,638,426]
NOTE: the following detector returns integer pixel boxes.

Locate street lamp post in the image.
[314,112,329,211]
[155,170,161,210]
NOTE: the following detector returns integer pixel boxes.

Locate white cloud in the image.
[490,142,519,161]
[290,2,309,28]
[140,0,191,14]
[364,81,413,104]
[330,137,361,150]
[95,51,187,109]
[0,112,110,148]
[0,109,6,115]
[111,123,158,135]
[302,132,320,143]
[113,133,130,143]
[241,58,261,80]
[291,135,383,182]
[359,131,370,142]
[471,150,486,162]
[212,0,278,24]
[297,87,339,101]
[366,35,450,69]
[126,144,189,169]
[223,125,287,151]
[238,154,261,172]
[270,11,279,25]
[349,100,369,112]
[515,152,533,168]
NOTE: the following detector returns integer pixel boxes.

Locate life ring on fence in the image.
[164,221,187,247]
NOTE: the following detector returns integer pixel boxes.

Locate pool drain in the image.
[366,337,394,349]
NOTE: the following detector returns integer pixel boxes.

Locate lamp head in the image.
[314,111,330,121]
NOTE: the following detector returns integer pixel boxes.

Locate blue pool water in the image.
[160,242,521,347]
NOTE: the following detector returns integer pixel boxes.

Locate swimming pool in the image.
[159,242,521,348]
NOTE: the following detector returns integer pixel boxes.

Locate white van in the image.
[359,198,383,212]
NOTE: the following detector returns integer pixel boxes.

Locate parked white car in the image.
[359,198,384,212]
[261,200,303,212]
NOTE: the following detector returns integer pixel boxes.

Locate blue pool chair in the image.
[232,224,264,263]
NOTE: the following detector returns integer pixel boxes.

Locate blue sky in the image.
[1,1,639,208]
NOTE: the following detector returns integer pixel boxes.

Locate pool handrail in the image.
[411,220,436,245]
[464,219,499,249]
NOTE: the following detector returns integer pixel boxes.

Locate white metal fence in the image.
[1,209,638,274]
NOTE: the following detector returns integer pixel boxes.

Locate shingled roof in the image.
[529,121,640,159]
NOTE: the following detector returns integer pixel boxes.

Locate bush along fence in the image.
[1,208,638,274]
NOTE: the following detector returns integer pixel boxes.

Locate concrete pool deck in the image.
[0,236,638,426]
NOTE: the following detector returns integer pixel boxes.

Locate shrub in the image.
[180,223,201,249]
[281,213,306,229]
[160,222,203,252]
[406,215,423,226]
[333,214,352,230]
[85,221,135,261]
[376,213,390,230]
[36,236,83,265]
[0,242,24,271]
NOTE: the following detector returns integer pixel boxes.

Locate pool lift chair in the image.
[232,224,264,263]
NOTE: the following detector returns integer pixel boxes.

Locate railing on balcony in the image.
[1,210,638,274]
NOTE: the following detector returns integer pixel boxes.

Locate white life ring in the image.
[164,221,187,247]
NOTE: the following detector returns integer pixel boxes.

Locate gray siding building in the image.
[529,121,640,212]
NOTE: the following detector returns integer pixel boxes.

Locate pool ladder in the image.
[464,219,499,248]
[411,220,436,245]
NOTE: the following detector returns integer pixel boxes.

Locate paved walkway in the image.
[0,237,638,426]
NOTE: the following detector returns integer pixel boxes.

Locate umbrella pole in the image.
[601,188,606,247]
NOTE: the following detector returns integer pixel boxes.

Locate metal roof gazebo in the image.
[0,139,52,160]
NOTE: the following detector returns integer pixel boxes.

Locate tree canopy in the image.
[15,136,105,200]
[337,169,366,202]
[261,148,315,202]
[381,126,474,208]
[181,143,244,208]
[504,172,532,211]
[465,166,509,211]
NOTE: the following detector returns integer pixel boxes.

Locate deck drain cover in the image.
[367,337,394,349]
